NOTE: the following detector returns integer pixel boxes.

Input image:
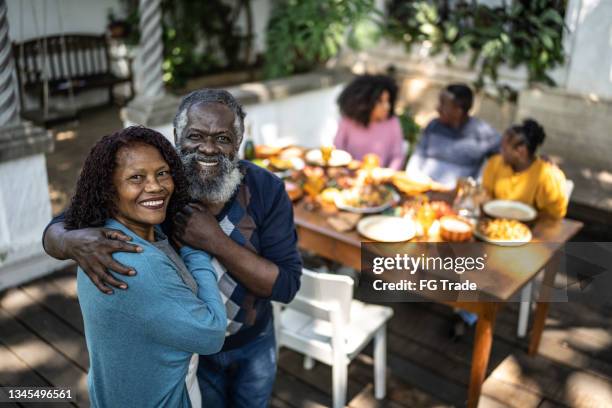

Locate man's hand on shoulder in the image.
[49,224,143,294]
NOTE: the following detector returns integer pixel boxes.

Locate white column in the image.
[0,0,18,126]
[121,0,178,142]
[138,0,164,97]
[0,0,71,291]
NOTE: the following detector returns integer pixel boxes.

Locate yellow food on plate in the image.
[391,172,432,195]
[269,157,293,171]
[370,167,396,183]
[478,219,531,241]
[361,153,381,169]
[319,188,341,204]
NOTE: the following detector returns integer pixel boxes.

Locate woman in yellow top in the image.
[482,119,568,219]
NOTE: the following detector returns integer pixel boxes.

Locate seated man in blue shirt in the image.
[406,84,500,339]
[406,83,501,188]
[43,89,303,407]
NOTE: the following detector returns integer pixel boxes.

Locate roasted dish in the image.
[319,187,341,205]
[255,145,282,159]
[338,184,395,209]
[268,156,294,171]
[401,200,454,219]
[477,219,531,242]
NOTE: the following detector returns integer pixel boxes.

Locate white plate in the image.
[473,227,532,246]
[483,200,537,222]
[357,215,417,242]
[335,189,399,214]
[305,149,352,167]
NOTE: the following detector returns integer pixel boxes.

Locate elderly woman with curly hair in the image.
[334,74,405,169]
[65,126,226,408]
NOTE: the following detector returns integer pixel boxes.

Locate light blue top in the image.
[77,219,226,408]
[406,117,501,188]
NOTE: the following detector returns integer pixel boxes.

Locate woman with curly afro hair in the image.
[67,126,226,408]
[334,74,405,169]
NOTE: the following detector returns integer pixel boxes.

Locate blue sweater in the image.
[77,219,226,408]
[406,117,501,187]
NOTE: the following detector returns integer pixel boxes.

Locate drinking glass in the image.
[320,145,334,166]
[417,203,436,238]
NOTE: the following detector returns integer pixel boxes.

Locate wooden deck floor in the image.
[1,266,611,408]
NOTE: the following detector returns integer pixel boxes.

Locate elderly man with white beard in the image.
[42,89,303,407]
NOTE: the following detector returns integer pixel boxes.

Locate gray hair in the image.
[173,89,246,143]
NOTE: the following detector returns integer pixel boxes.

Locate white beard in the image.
[196,166,243,204]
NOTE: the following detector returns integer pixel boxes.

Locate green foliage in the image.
[264,0,379,78]
[120,0,254,88]
[160,0,254,88]
[386,0,567,100]
[398,109,421,160]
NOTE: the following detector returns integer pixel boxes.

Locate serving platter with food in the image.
[474,218,532,246]
[335,184,399,214]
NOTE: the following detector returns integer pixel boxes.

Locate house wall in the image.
[6,0,121,41]
[242,85,343,149]
[123,71,349,151]
[0,154,72,292]
[563,0,612,99]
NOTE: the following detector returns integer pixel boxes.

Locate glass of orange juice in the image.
[303,166,325,199]
[417,203,436,238]
[320,145,334,166]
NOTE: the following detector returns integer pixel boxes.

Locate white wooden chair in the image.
[273,269,393,408]
[517,179,574,337]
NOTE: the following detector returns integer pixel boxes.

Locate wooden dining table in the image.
[292,198,583,408]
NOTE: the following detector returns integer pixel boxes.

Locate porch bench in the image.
[12,34,134,123]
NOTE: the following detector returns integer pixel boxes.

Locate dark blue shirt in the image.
[191,160,302,350]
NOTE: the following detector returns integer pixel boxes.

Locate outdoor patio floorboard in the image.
[0,266,610,408]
